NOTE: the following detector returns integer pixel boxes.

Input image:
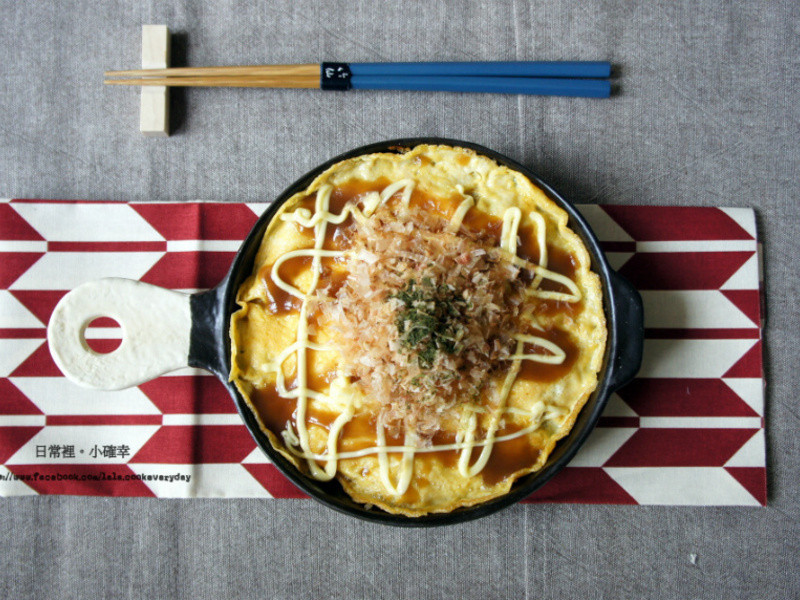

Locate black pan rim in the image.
[198,137,639,527]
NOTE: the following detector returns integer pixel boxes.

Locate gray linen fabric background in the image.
[1,1,798,598]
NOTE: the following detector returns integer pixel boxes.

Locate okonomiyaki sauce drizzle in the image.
[260,179,582,496]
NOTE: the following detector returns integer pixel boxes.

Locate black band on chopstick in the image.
[321,62,352,90]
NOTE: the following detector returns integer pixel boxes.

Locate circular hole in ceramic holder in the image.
[82,316,123,354]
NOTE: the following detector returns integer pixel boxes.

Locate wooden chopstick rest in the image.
[139,25,170,137]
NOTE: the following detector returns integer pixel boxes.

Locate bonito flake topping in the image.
[317,202,528,440]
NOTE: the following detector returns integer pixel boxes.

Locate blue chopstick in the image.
[349,75,611,98]
[349,61,611,79]
[107,61,614,98]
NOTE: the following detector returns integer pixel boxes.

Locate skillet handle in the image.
[606,270,644,391]
[47,278,192,390]
[187,284,228,378]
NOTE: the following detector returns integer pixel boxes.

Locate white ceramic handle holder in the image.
[47,278,192,390]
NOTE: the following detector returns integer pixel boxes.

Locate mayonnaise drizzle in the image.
[380,179,415,207]
[264,179,580,495]
[448,196,475,232]
[528,211,548,289]
[505,334,566,364]
[284,404,546,462]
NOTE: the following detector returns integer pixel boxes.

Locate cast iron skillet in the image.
[48,138,643,526]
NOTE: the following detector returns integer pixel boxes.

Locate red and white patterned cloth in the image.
[0,200,766,505]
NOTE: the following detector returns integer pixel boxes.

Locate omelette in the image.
[229,145,607,516]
